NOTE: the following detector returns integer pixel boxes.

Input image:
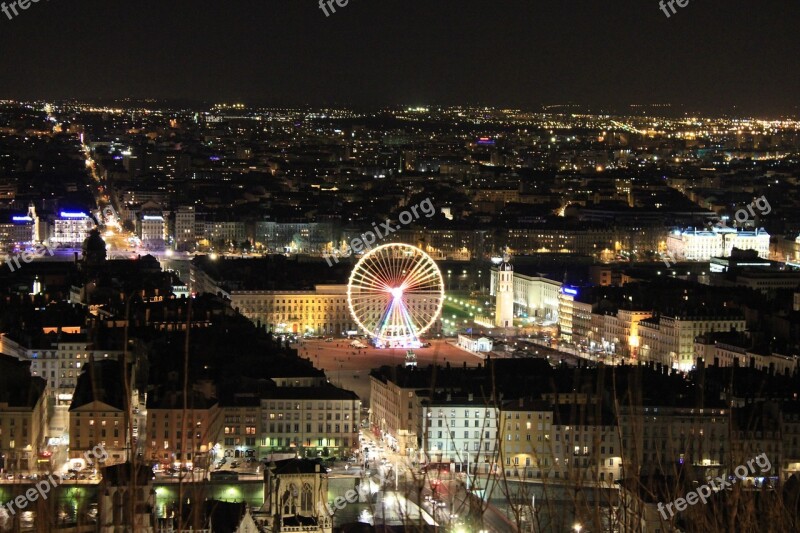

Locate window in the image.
[301,484,313,512]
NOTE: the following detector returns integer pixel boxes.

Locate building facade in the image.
[638,314,747,371]
[259,386,360,458]
[421,393,499,474]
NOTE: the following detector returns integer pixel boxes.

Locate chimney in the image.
[468,393,473,402]
[446,393,451,402]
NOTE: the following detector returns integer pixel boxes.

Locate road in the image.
[357,429,516,532]
[82,145,138,253]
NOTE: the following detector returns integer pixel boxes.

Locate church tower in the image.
[494,254,514,328]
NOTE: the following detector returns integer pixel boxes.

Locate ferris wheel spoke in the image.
[403,280,442,296]
[400,261,440,292]
[349,287,389,303]
[397,255,429,287]
[374,249,402,287]
[391,248,415,285]
[398,251,423,286]
[396,250,417,284]
[350,268,392,292]
[350,271,390,291]
[402,272,443,293]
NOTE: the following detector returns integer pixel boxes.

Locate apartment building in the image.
[549,404,622,484]
[619,404,730,477]
[37,338,122,404]
[0,356,47,472]
[69,360,131,465]
[145,391,222,468]
[638,313,746,371]
[591,309,655,359]
[174,206,196,251]
[201,220,247,245]
[781,402,800,480]
[421,393,499,474]
[694,334,799,375]
[498,398,553,480]
[369,369,428,456]
[254,221,335,254]
[259,385,360,458]
[219,396,261,459]
[137,213,167,249]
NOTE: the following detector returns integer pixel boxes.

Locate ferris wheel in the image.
[347,243,445,348]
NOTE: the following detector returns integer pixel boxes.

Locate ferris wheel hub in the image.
[390,287,404,299]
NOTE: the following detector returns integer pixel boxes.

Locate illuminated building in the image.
[637,313,746,371]
[0,207,37,246]
[667,227,770,261]
[421,393,499,474]
[145,392,221,468]
[231,285,356,335]
[219,397,261,459]
[494,256,514,327]
[51,211,95,247]
[255,221,335,254]
[69,359,131,465]
[0,355,47,472]
[491,268,562,322]
[174,206,196,251]
[3,333,123,405]
[222,283,442,337]
[259,386,360,458]
[137,213,167,249]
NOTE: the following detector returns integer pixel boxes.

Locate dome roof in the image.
[498,261,513,271]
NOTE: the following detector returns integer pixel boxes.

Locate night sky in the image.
[0,0,798,115]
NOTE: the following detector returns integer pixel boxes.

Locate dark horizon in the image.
[0,0,798,117]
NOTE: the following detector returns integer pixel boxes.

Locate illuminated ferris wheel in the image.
[347,243,445,348]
